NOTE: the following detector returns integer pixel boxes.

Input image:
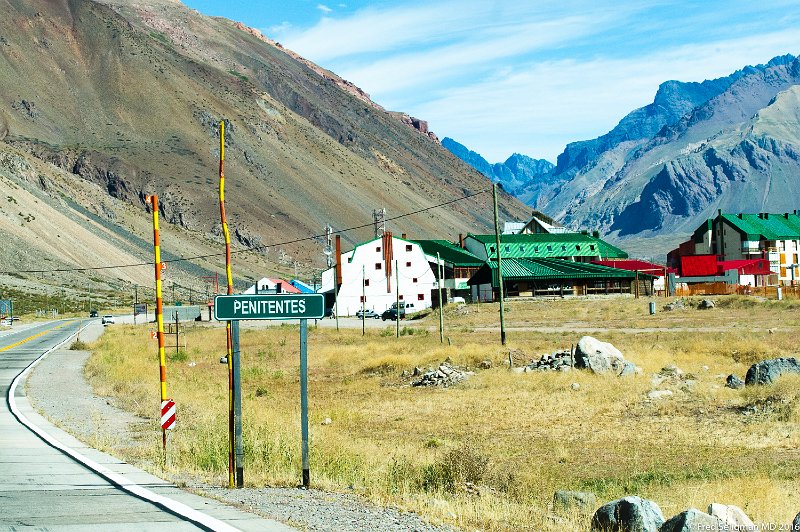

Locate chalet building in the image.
[503,210,569,235]
[668,211,800,285]
[468,258,655,301]
[244,277,301,294]
[412,239,483,300]
[463,232,628,264]
[319,233,437,316]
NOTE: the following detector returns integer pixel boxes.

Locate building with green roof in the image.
[412,240,483,293]
[682,211,800,285]
[463,232,628,263]
[468,258,655,300]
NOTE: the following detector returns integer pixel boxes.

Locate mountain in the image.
[521,54,800,254]
[441,137,554,195]
[0,0,527,295]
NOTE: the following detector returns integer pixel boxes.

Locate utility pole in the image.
[395,259,400,338]
[437,252,444,344]
[333,263,339,331]
[361,265,366,336]
[134,284,139,325]
[493,184,506,345]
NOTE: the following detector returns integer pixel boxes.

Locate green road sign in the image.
[214,294,325,320]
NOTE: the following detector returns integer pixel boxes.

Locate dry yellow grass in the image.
[85,296,800,530]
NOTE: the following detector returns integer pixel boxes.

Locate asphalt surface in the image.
[0,319,294,531]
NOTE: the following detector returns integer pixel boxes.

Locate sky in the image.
[182,1,800,163]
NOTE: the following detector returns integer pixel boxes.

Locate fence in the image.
[675,283,800,299]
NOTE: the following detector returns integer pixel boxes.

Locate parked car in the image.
[101,315,115,325]
[355,309,380,319]
[381,307,405,321]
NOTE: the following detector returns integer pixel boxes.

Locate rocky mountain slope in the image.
[442,137,554,196]
[521,54,800,252]
[0,0,526,292]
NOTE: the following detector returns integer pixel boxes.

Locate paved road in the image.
[0,319,294,531]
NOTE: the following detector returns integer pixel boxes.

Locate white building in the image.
[320,233,437,316]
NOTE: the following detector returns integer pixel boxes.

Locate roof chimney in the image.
[717,209,722,217]
[401,233,407,240]
[459,233,465,248]
[592,230,599,238]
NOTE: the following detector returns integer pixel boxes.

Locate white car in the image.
[101,315,115,325]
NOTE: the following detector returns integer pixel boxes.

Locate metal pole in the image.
[232,320,243,488]
[174,311,179,357]
[218,119,236,489]
[300,318,310,488]
[147,195,168,452]
[361,265,365,336]
[635,270,640,299]
[395,260,400,338]
[334,264,339,331]
[134,285,138,325]
[492,184,506,345]
[437,252,444,344]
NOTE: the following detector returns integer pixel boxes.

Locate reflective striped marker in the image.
[161,399,176,431]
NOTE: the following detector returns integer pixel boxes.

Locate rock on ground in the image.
[591,496,665,532]
[553,490,596,514]
[745,357,800,385]
[575,336,625,374]
[793,511,800,530]
[725,374,744,389]
[660,508,724,532]
[707,503,754,528]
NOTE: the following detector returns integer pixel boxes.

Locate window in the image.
[405,244,412,252]
[562,245,567,251]
[417,293,424,301]
[576,245,581,251]
[590,245,596,251]
[375,263,382,270]
[413,277,418,283]
[534,246,539,252]
[364,279,370,287]
[376,246,381,252]
[520,246,525,253]
[360,295,366,302]
[399,295,404,300]
[505,245,510,252]
[406,261,411,267]
[489,246,495,253]
[546,245,552,251]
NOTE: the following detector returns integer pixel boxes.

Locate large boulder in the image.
[553,490,597,514]
[575,336,626,374]
[591,496,665,531]
[707,504,754,528]
[660,509,724,532]
[745,357,800,385]
[793,511,800,530]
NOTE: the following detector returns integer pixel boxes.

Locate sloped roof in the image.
[721,213,800,240]
[718,259,774,276]
[467,233,627,259]
[244,278,301,294]
[473,258,654,287]
[592,260,676,274]
[413,239,484,267]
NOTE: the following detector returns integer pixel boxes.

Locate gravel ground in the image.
[24,322,455,532]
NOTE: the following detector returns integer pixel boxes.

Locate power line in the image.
[2,188,490,276]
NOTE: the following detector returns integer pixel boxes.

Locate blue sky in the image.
[182,1,800,162]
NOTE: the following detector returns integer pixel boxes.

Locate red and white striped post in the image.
[147,194,169,452]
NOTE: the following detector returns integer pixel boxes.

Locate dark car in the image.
[356,309,380,319]
[89,310,98,318]
[324,307,334,319]
[381,308,405,321]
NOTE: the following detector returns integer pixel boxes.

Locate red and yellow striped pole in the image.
[147,194,168,452]
[219,121,236,488]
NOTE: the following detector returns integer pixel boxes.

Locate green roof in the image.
[476,258,654,287]
[412,240,484,267]
[721,213,800,241]
[467,233,628,259]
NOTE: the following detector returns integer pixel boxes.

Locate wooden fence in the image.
[675,283,800,299]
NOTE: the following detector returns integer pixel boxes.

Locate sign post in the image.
[214,293,324,488]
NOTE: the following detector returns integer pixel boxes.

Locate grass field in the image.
[85,296,800,530]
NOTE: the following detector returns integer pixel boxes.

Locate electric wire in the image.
[2,188,490,276]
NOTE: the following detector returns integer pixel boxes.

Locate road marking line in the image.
[0,323,69,352]
[6,321,241,532]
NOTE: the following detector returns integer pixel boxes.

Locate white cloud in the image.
[317,4,333,14]
[412,29,800,162]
